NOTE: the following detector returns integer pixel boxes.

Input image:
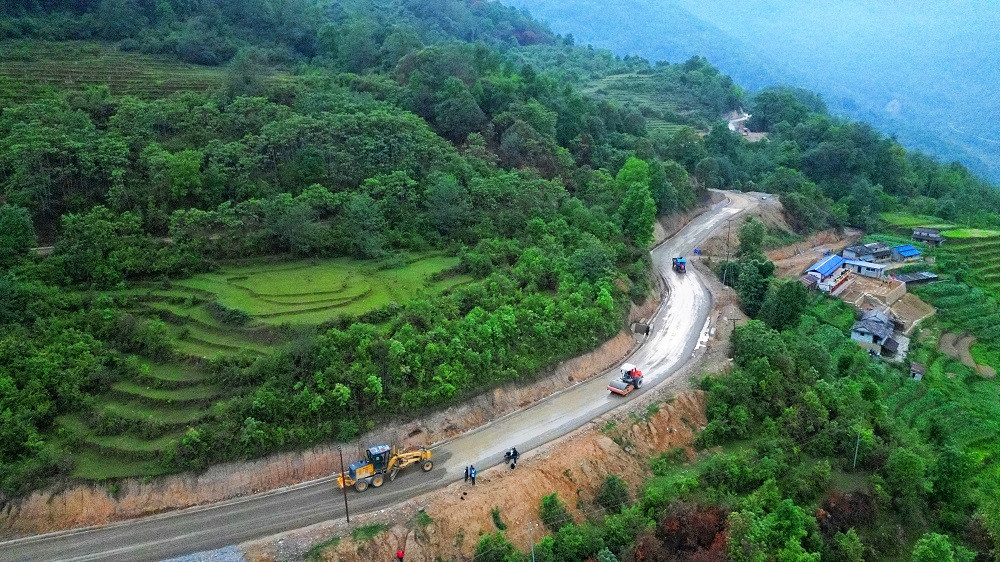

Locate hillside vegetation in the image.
[2,1,1000,558]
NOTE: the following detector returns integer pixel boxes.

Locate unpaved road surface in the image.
[2,192,754,562]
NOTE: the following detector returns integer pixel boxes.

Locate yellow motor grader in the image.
[336,444,434,492]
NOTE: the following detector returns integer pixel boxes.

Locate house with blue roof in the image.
[892,244,923,262]
[805,254,848,293]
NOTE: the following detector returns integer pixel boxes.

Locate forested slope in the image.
[3,4,1000,558]
[1,0,721,494]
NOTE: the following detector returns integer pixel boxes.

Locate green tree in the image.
[616,158,656,248]
[425,173,470,237]
[0,204,35,267]
[883,448,928,504]
[910,532,974,562]
[597,547,617,562]
[758,279,810,330]
[475,532,522,562]
[737,217,766,257]
[834,529,865,562]
[736,260,769,317]
[434,77,487,142]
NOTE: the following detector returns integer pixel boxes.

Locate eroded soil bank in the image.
[243,391,709,562]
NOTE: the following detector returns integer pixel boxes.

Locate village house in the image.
[909,361,926,381]
[912,228,944,246]
[805,254,849,293]
[844,260,887,279]
[850,309,899,356]
[842,242,892,263]
[892,244,923,262]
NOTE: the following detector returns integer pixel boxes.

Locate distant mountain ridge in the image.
[504,0,1000,182]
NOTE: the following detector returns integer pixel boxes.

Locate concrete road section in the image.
[1,191,755,562]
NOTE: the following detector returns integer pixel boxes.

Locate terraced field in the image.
[582,73,702,131]
[939,234,1000,291]
[57,360,221,480]
[111,254,468,360]
[59,254,468,480]
[0,41,229,101]
[879,212,955,230]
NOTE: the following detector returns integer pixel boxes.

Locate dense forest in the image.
[2,1,1000,559]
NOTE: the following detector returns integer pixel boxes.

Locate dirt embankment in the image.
[243,391,709,562]
[938,333,996,378]
[1,305,659,538]
[767,229,863,279]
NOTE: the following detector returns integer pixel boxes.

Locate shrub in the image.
[491,506,507,531]
[596,475,630,514]
[540,493,573,532]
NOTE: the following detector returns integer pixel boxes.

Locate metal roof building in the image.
[893,244,922,259]
[808,254,845,278]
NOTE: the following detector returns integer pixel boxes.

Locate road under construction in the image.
[1,191,757,562]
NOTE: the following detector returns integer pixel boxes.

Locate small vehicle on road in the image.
[672,257,686,273]
[608,363,643,396]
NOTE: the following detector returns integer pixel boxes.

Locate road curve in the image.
[3,192,754,562]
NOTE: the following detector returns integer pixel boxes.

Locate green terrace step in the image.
[135,363,211,390]
[110,381,221,406]
[71,449,171,481]
[84,431,187,460]
[95,396,214,426]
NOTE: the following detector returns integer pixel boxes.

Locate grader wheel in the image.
[355,479,369,492]
[372,474,384,488]
[422,460,434,472]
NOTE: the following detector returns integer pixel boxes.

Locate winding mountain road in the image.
[3,191,755,562]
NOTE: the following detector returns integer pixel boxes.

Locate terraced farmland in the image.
[112,253,469,360]
[0,41,228,101]
[56,254,469,480]
[582,73,702,130]
[57,359,221,480]
[939,234,1000,291]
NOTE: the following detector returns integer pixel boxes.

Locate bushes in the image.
[540,493,573,532]
[596,475,630,514]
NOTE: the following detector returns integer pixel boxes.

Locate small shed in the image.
[912,228,944,246]
[894,271,938,285]
[892,244,922,262]
[909,361,926,381]
[844,260,887,279]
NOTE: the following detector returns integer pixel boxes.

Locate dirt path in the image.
[938,332,996,377]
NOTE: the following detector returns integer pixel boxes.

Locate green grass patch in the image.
[941,228,1000,239]
[0,41,232,101]
[305,535,341,561]
[71,449,170,480]
[94,397,213,424]
[143,361,210,384]
[172,254,462,326]
[86,430,185,454]
[351,522,390,543]
[415,511,433,528]
[879,212,954,230]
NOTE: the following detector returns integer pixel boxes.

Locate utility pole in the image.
[528,522,536,562]
[852,431,861,470]
[338,446,351,523]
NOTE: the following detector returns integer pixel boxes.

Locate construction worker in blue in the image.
[469,465,477,485]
